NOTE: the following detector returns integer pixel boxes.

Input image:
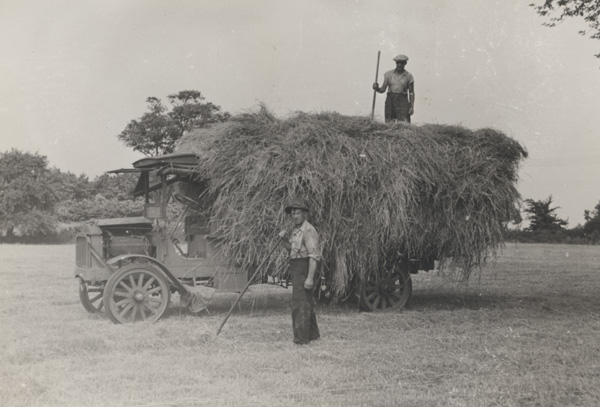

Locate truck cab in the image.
[75,153,247,322]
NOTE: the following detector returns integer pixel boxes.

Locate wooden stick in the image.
[216,237,283,336]
[371,50,381,120]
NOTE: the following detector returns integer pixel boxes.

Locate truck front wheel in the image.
[103,264,170,324]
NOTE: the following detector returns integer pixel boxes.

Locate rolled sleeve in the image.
[380,73,390,92]
[303,227,320,261]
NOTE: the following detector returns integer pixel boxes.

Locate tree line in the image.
[0,149,142,243]
[0,90,229,243]
[506,195,600,245]
[3,150,600,245]
[3,86,600,244]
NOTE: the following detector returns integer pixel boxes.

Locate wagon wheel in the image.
[360,267,412,312]
[103,264,170,324]
[79,280,104,313]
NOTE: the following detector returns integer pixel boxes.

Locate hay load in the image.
[176,108,527,298]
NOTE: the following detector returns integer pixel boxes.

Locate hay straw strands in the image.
[176,107,527,298]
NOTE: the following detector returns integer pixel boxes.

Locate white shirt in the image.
[289,220,320,261]
[380,69,414,94]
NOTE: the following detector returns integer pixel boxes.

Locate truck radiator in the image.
[76,236,89,267]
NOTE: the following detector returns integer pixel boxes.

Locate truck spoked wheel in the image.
[79,280,104,313]
[360,268,412,312]
[103,264,170,324]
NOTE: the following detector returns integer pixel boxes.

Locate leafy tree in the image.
[117,97,180,157]
[55,173,141,222]
[56,196,144,222]
[531,0,600,58]
[91,173,139,201]
[583,199,600,237]
[117,90,230,156]
[49,169,94,201]
[168,90,230,134]
[0,149,59,237]
[523,195,569,231]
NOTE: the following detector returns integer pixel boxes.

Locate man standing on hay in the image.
[373,54,415,123]
[278,197,321,345]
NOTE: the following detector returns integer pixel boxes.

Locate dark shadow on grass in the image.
[150,284,600,322]
[173,286,362,319]
[409,289,600,315]
[166,286,293,319]
[408,291,513,310]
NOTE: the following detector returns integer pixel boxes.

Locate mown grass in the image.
[1,243,599,406]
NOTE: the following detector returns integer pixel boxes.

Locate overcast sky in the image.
[1,0,599,225]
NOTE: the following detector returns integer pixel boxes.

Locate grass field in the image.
[1,243,600,407]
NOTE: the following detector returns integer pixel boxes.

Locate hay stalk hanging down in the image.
[176,107,527,298]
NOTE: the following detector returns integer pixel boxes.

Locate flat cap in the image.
[284,197,309,214]
[393,54,409,62]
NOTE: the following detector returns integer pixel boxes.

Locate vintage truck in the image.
[75,153,417,323]
[74,153,256,323]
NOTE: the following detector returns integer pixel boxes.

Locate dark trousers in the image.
[385,93,411,123]
[290,258,320,344]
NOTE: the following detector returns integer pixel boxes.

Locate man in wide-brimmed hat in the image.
[373,54,415,123]
[279,197,320,345]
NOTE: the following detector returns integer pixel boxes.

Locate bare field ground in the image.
[1,243,600,407]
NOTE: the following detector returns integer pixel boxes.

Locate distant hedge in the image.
[56,197,143,222]
[0,226,78,245]
[504,229,600,245]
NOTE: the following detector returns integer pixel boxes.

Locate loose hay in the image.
[176,107,527,299]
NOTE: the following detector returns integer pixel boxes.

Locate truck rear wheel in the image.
[103,264,170,324]
[360,267,412,312]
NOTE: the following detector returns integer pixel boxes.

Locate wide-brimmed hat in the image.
[284,197,309,214]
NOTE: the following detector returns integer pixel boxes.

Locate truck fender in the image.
[106,254,187,294]
[107,254,168,275]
